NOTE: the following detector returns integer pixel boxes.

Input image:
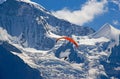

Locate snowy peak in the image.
[100,23,119,33]
[100,23,112,31]
[91,23,120,45]
[92,23,120,39]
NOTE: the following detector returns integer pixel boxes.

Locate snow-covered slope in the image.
[47,24,120,79]
[0,0,94,50]
[0,22,120,79]
[0,46,43,79]
[20,24,120,79]
[0,27,43,79]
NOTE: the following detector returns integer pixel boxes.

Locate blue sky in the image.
[32,0,120,31]
[32,0,87,10]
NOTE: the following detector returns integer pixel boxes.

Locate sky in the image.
[31,0,120,31]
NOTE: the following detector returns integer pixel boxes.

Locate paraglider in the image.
[56,36,79,48]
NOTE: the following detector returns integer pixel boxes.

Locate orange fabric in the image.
[56,36,79,48]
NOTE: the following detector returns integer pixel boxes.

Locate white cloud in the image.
[52,0,108,26]
[113,20,119,25]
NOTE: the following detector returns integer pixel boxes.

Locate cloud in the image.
[113,20,119,25]
[52,0,108,26]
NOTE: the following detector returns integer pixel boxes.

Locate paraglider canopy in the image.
[56,36,79,48]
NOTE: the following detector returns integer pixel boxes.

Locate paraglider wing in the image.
[56,36,79,48]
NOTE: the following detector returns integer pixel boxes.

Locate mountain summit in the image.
[92,23,120,44]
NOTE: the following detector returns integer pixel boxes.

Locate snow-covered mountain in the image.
[51,24,120,79]
[0,24,120,79]
[0,0,120,79]
[0,0,94,50]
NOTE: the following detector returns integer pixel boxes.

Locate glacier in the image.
[0,0,120,79]
[0,23,120,79]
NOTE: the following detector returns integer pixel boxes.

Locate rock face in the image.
[0,44,43,79]
[0,0,94,50]
[101,36,120,79]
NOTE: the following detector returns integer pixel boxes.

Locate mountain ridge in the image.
[0,0,94,50]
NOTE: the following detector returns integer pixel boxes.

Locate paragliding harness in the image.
[56,36,79,60]
[64,56,67,60]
